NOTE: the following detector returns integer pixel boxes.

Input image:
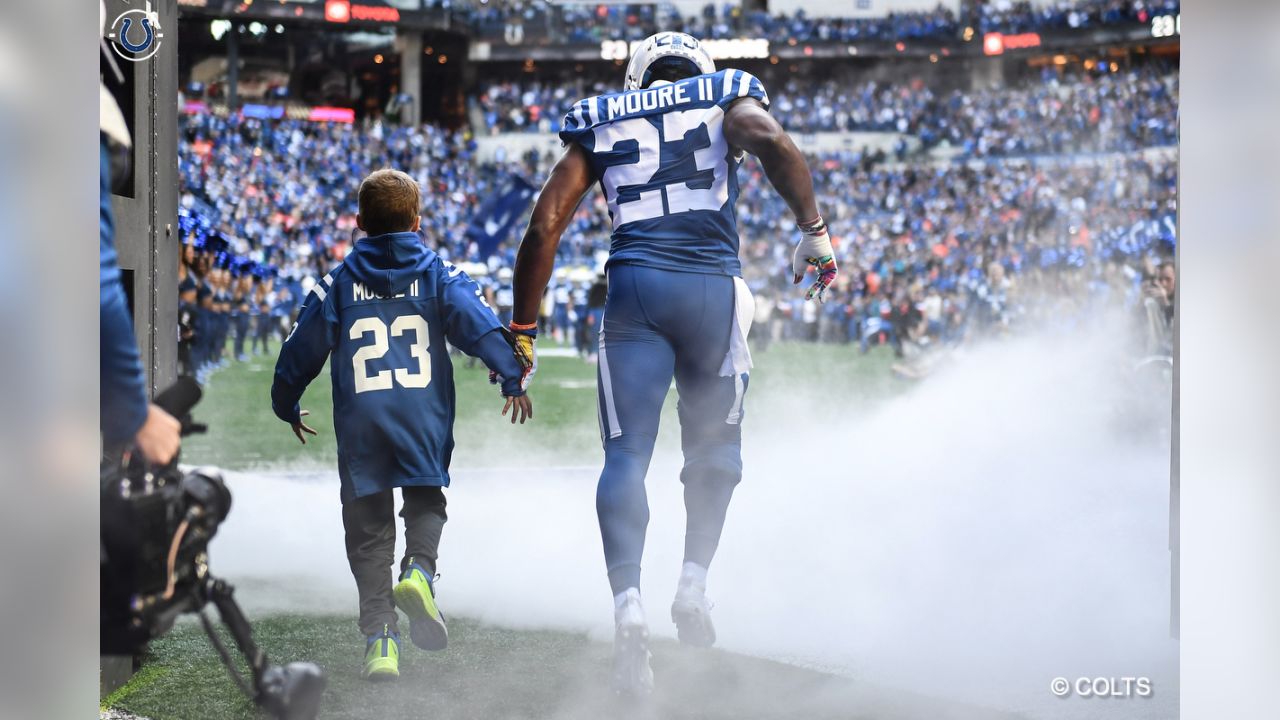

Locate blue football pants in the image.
[595,264,747,596]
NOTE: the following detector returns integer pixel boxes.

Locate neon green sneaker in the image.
[393,559,448,651]
[363,624,400,681]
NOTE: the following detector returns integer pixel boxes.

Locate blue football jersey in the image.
[559,69,770,277]
[271,232,512,503]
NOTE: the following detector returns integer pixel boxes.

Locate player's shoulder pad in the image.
[712,69,770,111]
[438,257,467,280]
[558,95,605,145]
[437,257,481,294]
[308,262,346,303]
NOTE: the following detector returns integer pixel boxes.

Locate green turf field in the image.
[104,615,1020,720]
[181,340,901,471]
[104,341,1018,720]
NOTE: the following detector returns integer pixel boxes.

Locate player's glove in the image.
[792,216,839,303]
[489,322,538,391]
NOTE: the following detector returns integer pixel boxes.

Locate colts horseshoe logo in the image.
[106,3,164,63]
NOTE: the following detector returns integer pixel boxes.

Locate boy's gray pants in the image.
[342,486,447,636]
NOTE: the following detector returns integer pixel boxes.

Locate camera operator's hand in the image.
[292,410,318,445]
[135,404,182,465]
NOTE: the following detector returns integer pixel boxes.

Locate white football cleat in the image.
[611,588,654,697]
[671,581,716,648]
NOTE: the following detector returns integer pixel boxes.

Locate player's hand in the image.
[134,403,181,466]
[792,217,839,303]
[490,323,538,391]
[291,409,318,445]
[502,394,533,425]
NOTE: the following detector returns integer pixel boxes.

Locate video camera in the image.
[101,377,324,720]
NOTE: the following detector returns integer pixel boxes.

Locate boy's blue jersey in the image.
[271,232,509,503]
[559,69,769,277]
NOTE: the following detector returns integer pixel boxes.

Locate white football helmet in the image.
[624,32,716,91]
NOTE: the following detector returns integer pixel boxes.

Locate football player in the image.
[271,169,533,681]
[507,32,837,694]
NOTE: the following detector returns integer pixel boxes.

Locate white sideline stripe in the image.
[538,347,582,357]
[597,334,623,439]
[232,465,602,481]
[453,465,600,474]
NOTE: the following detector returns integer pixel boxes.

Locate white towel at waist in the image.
[718,277,755,379]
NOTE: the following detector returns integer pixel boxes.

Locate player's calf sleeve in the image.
[598,436,656,596]
[680,448,742,569]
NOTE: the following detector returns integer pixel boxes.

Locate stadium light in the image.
[210,19,231,40]
[983,31,1041,56]
[325,0,350,23]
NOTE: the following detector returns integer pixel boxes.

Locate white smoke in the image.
[211,316,1176,719]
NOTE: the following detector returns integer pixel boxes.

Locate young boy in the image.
[270,169,533,681]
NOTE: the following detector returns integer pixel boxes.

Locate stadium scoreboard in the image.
[178,0,448,30]
[600,38,771,61]
[1150,14,1181,39]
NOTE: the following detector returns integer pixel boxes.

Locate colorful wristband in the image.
[509,321,538,337]
[797,216,827,236]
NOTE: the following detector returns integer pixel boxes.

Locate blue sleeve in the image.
[270,281,337,424]
[100,141,149,444]
[471,328,526,397]
[716,70,770,111]
[439,263,503,355]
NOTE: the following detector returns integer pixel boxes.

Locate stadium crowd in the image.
[176,85,1175,382]
[974,0,1179,34]
[462,1,1178,45]
[735,151,1176,358]
[474,64,1179,158]
[175,118,527,380]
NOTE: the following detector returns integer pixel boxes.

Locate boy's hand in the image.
[502,394,533,425]
[292,409,318,444]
